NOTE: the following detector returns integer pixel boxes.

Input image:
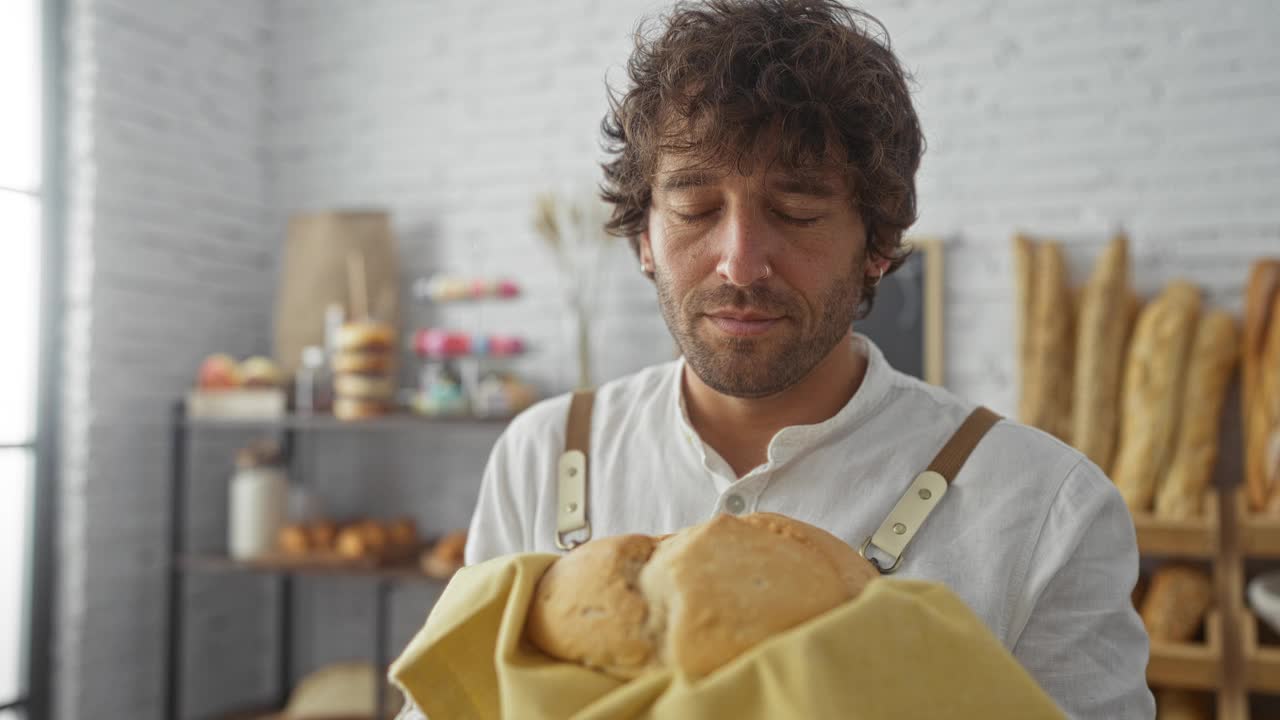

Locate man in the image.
[462,1,1154,717]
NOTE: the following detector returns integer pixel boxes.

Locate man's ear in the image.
[638,230,654,269]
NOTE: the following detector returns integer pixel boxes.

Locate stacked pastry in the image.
[333,321,397,420]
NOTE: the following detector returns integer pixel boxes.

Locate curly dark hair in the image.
[600,0,924,316]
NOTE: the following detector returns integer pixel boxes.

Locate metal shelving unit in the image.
[163,401,502,720]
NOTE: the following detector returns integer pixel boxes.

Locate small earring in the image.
[640,262,650,274]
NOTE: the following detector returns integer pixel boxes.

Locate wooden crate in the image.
[1241,610,1280,694]
[1237,491,1280,558]
[1134,492,1219,557]
[1147,610,1224,690]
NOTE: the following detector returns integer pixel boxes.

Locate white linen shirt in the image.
[428,335,1154,719]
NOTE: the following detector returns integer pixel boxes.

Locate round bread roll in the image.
[337,322,395,353]
[277,525,310,555]
[307,520,337,551]
[336,526,368,559]
[334,373,396,401]
[422,530,467,578]
[387,517,418,548]
[525,512,877,680]
[359,521,390,557]
[239,356,283,387]
[333,397,390,421]
[333,351,395,375]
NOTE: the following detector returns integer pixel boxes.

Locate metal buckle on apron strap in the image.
[556,390,597,551]
[555,449,590,550]
[857,406,1001,574]
[858,470,948,573]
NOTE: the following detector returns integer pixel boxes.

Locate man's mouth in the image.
[704,309,784,337]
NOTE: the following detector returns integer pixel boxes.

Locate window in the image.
[1,0,52,715]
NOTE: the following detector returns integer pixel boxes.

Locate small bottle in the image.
[295,345,332,413]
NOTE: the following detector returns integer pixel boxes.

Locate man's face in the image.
[641,152,870,398]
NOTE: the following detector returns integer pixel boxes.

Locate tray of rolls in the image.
[255,517,467,579]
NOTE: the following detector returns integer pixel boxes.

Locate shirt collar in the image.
[670,333,895,477]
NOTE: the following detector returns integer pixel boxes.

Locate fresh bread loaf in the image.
[1020,240,1075,442]
[1243,260,1280,511]
[1112,281,1202,512]
[1154,311,1240,518]
[525,513,878,680]
[1072,234,1132,470]
[1140,564,1213,643]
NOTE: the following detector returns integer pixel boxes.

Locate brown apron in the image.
[554,388,1001,574]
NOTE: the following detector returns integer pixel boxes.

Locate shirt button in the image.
[725,494,746,515]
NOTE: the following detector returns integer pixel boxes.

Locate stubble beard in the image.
[655,255,866,399]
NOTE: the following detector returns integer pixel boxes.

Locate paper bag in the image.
[273,210,400,374]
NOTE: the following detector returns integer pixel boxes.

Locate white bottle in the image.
[228,463,289,560]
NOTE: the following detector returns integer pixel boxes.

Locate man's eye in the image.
[773,209,822,226]
[672,208,716,224]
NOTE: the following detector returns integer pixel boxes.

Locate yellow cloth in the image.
[390,554,1065,720]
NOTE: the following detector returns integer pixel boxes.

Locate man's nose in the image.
[714,205,774,287]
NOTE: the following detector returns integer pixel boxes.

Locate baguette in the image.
[1111,281,1201,513]
[1243,260,1280,511]
[1262,289,1280,512]
[1014,234,1038,425]
[1022,240,1074,442]
[1072,234,1132,470]
[1139,564,1212,643]
[1154,311,1239,518]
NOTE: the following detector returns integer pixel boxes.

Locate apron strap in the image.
[860,406,1002,573]
[556,389,596,550]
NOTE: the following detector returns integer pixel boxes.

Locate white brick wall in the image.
[58,1,275,718]
[58,0,1280,717]
[266,0,1280,413]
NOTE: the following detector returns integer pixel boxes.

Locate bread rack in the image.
[161,401,506,720]
[1135,486,1280,718]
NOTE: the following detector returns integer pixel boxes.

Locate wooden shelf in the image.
[1148,611,1225,690]
[181,412,510,432]
[1133,492,1219,558]
[1237,492,1280,558]
[178,553,450,583]
[1241,610,1280,693]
